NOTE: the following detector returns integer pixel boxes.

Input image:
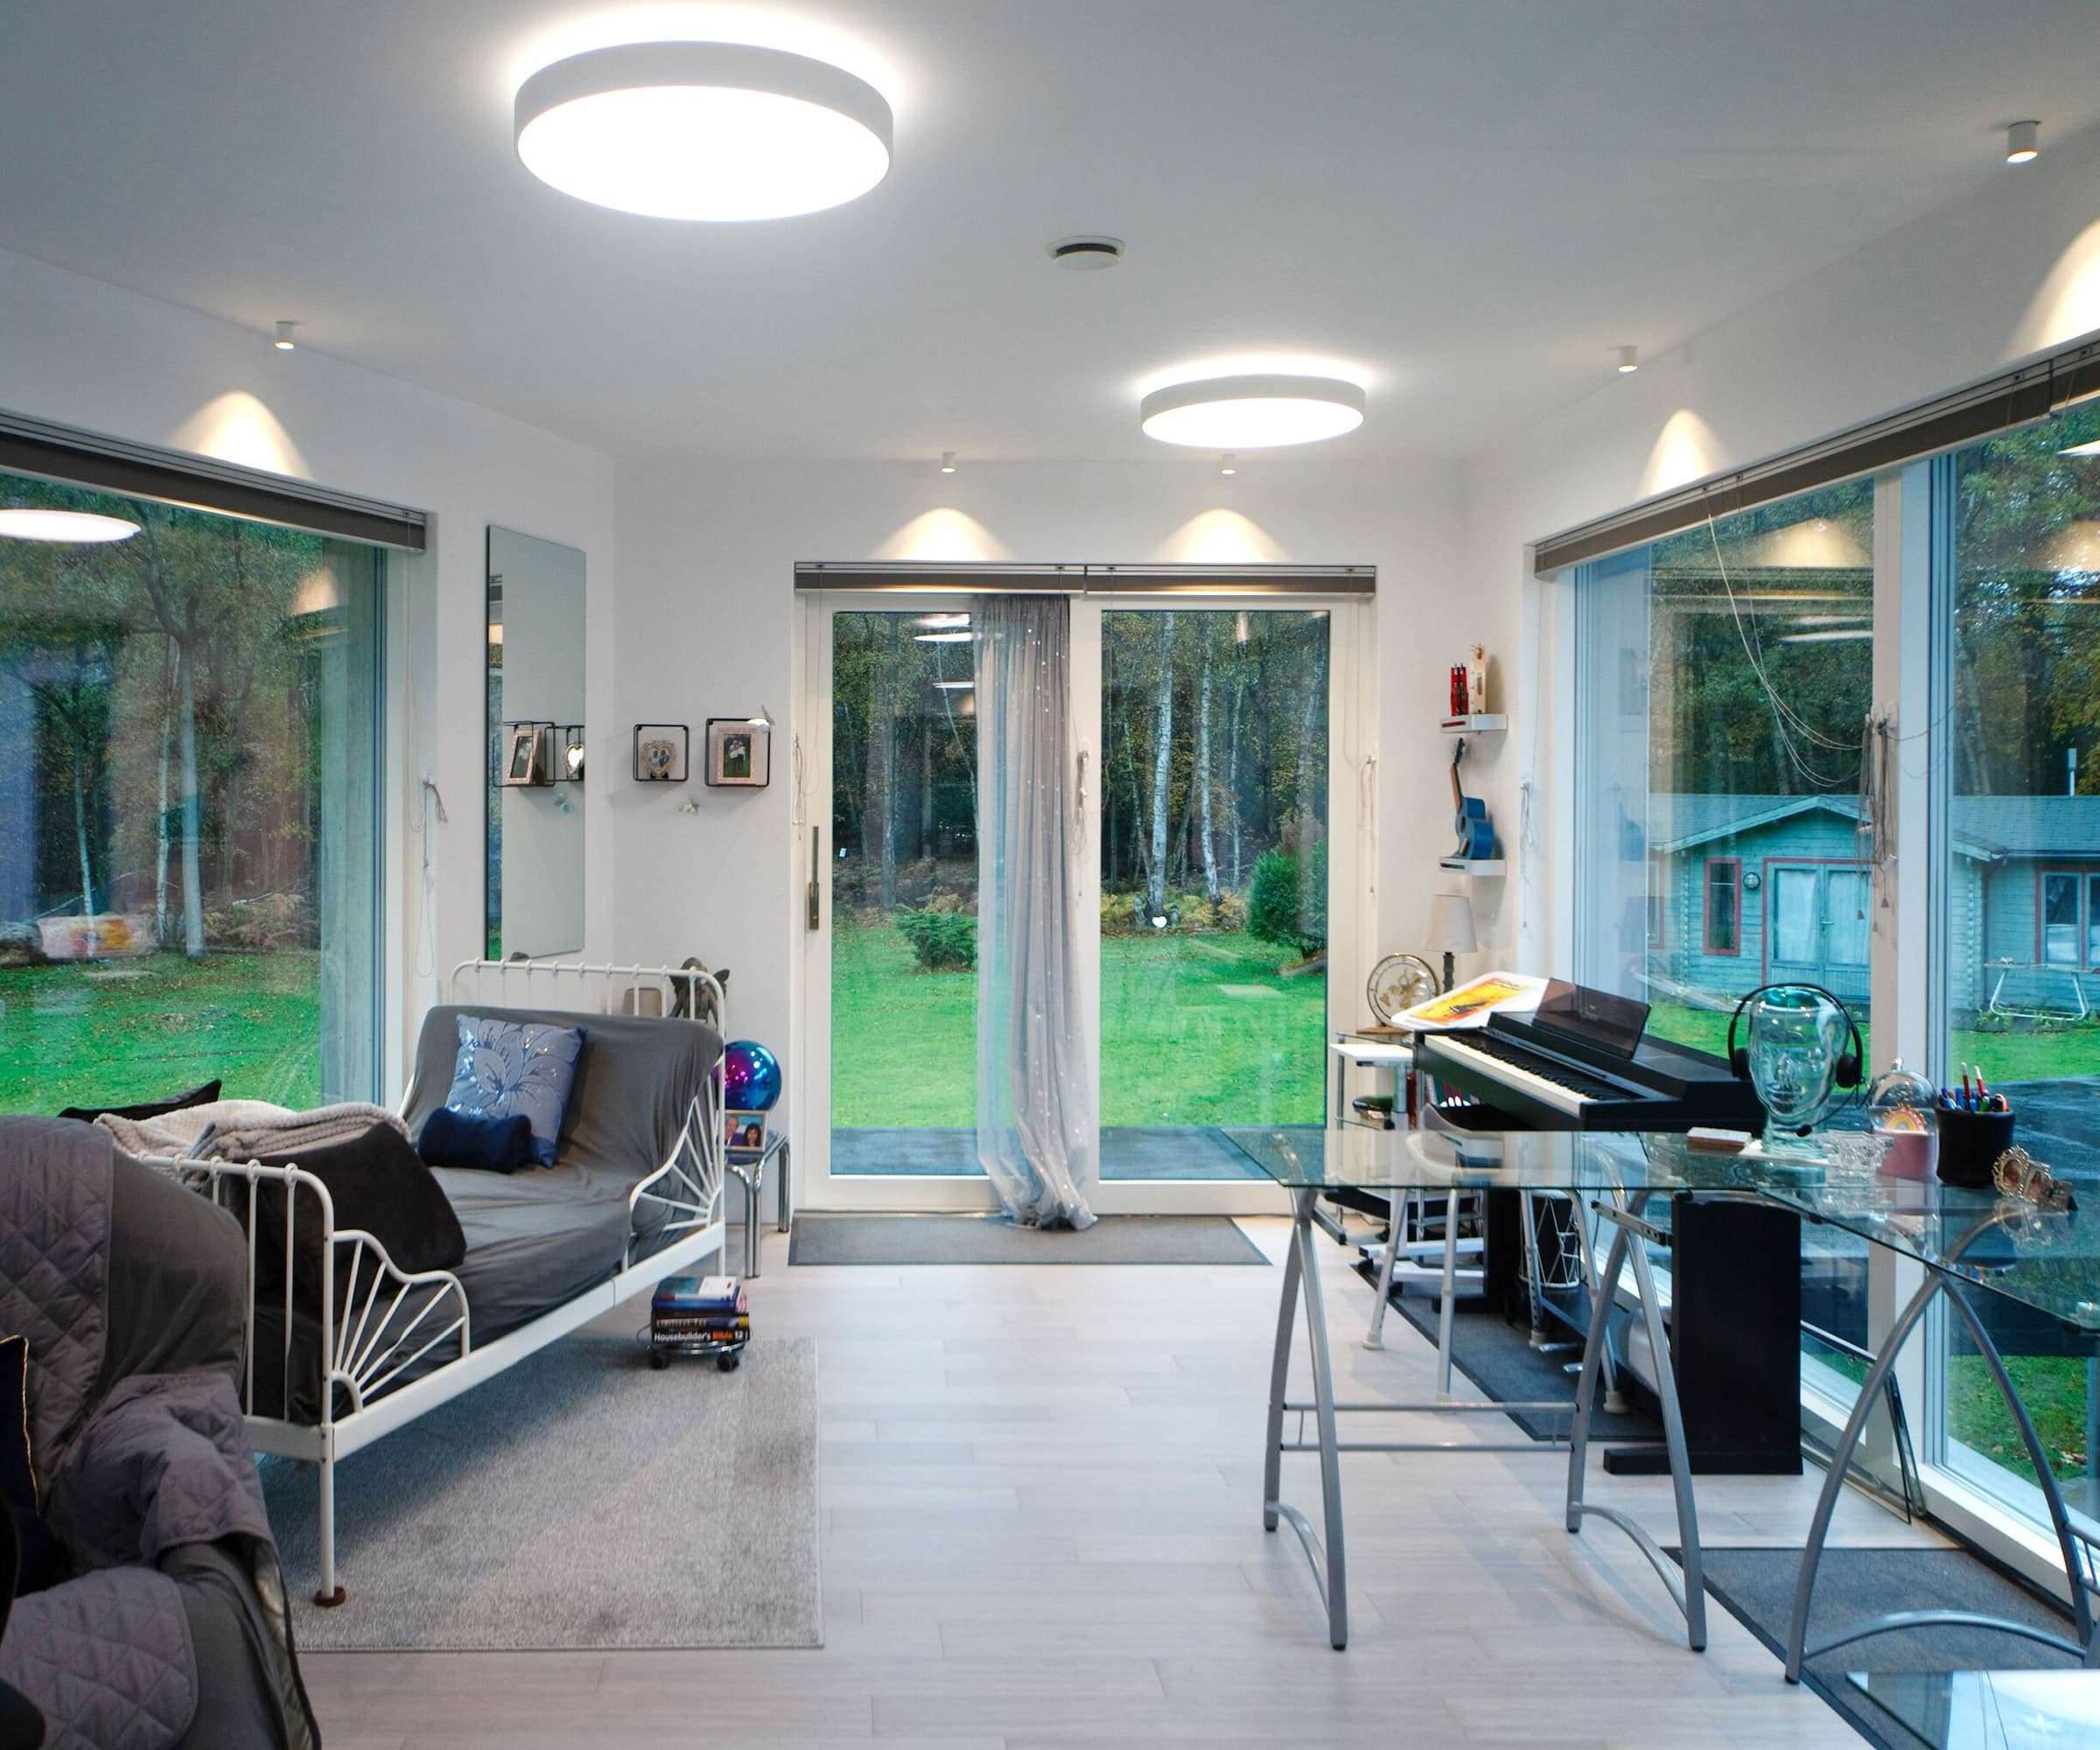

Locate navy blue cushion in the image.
[418,1106,535,1175]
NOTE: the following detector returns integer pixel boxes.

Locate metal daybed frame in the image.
[147,960,729,1606]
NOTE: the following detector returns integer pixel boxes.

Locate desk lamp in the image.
[1424,892,1476,993]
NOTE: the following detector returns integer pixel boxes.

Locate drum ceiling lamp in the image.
[514,42,893,220]
[0,508,140,543]
[1139,374,1366,449]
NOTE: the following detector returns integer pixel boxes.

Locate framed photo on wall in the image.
[632,724,689,783]
[500,722,552,787]
[705,718,771,788]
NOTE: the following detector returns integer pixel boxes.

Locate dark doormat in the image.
[1380,1276,1660,1443]
[788,1212,1269,1265]
[1677,1544,2080,1748]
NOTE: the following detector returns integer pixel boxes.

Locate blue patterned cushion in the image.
[445,1016,585,1166]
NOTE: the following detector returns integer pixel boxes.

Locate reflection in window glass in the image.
[0,473,384,1110]
[1574,483,1875,1403]
[1936,403,2100,1524]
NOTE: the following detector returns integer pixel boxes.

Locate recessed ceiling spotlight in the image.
[514,42,893,220]
[1615,345,1640,374]
[1139,374,1366,449]
[938,451,957,473]
[274,321,297,351]
[1047,236,1124,270]
[1218,454,1238,475]
[2006,120,2040,164]
[0,508,142,543]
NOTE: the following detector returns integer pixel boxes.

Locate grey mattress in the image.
[434,1158,654,1342]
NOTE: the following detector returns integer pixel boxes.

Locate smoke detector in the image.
[1046,235,1124,270]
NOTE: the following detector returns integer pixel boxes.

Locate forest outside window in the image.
[0,468,385,1110]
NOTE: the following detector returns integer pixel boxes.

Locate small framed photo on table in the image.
[705,718,771,788]
[725,1110,769,1165]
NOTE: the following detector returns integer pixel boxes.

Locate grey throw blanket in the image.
[94,1100,405,1168]
[0,1118,319,1750]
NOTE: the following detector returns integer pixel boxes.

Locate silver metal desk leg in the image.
[1437,1196,1460,1397]
[746,1167,762,1278]
[776,1140,793,1234]
[1363,1189,1403,1351]
[1264,1188,1348,1648]
[1786,1267,2097,1681]
[1263,1203,1302,1536]
[1565,1193,1705,1653]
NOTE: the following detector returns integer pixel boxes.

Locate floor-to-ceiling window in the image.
[1566,388,2100,1579]
[1572,482,1877,1404]
[0,471,386,1109]
[1928,401,2100,1530]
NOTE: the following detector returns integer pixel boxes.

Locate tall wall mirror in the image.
[486,526,584,960]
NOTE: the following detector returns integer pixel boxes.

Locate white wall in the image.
[607,456,1488,1130]
[0,244,618,1084]
[1464,119,2100,976]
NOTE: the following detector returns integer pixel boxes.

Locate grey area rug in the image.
[263,1333,821,1650]
[1381,1273,1659,1444]
[1680,1545,2079,1750]
[788,1212,1268,1265]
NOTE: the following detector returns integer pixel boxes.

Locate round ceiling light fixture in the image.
[0,508,142,544]
[1138,374,1366,449]
[2006,119,2040,164]
[514,42,893,220]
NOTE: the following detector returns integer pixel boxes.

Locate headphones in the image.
[1726,983,1865,1093]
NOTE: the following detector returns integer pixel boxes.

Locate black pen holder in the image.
[1936,1107,2014,1190]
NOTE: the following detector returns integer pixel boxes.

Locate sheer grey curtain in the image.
[974,595,1096,1228]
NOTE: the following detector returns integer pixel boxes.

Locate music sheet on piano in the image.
[1394,970,1548,1032]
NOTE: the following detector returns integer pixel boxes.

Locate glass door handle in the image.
[807,826,820,931]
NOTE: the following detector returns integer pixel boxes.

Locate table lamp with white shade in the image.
[1424,892,1477,992]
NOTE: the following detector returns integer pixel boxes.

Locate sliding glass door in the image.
[1095,607,1329,1181]
[802,589,1360,1211]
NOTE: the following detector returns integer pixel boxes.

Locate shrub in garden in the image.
[1247,841,1326,958]
[895,903,976,971]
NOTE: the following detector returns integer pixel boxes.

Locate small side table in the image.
[726,1132,788,1278]
[1329,1032,1413,1130]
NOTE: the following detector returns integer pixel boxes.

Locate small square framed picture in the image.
[705,718,771,788]
[725,1110,769,1164]
[632,724,689,783]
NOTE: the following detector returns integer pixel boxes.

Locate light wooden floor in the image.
[304,1214,1941,1748]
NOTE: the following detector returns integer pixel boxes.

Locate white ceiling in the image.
[6,1,2100,464]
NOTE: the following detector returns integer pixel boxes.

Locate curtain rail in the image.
[0,408,429,550]
[794,562,1373,595]
[1534,337,2100,577]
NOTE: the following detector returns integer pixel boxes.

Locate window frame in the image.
[1703,856,1743,956]
[2034,865,2100,970]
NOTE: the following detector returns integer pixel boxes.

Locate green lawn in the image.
[0,950,322,1113]
[830,919,1326,1128]
[1648,1001,2100,1086]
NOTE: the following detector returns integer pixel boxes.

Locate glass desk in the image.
[1846,1670,2100,1749]
[1229,1125,2100,1666]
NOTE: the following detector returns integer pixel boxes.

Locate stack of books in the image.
[651,1274,749,1348]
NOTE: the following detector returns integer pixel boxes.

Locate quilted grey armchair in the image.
[0,1117,320,1750]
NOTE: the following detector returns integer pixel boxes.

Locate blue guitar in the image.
[1449,737,1495,859]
